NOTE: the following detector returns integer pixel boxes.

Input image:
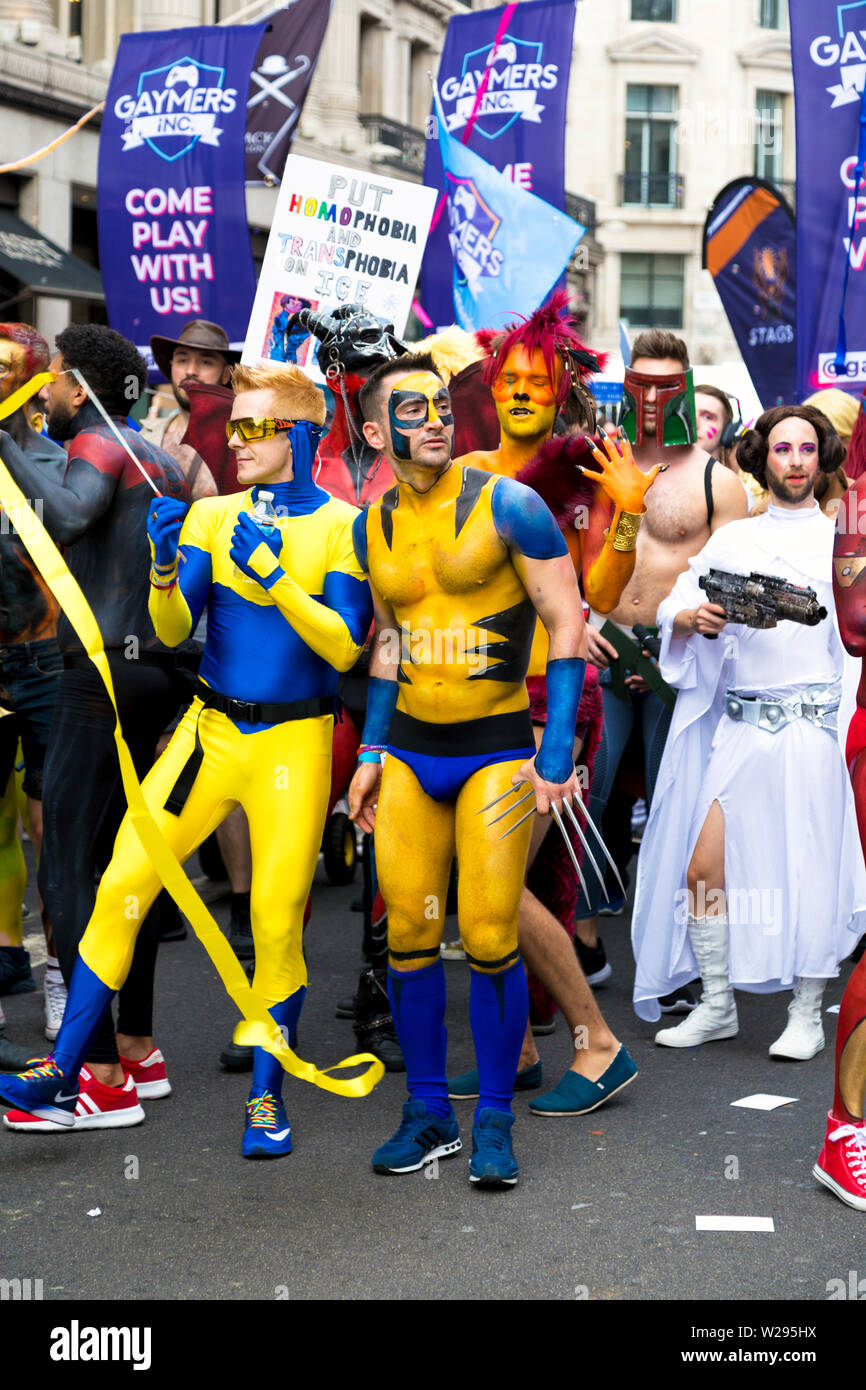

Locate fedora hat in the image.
[150,319,241,380]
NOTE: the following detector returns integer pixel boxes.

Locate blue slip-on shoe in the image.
[0,1055,77,1127]
[469,1107,519,1187]
[528,1045,638,1117]
[448,1059,543,1099]
[242,1091,293,1159]
[372,1099,461,1174]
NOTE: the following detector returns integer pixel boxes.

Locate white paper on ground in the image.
[696,1215,775,1232]
[730,1093,798,1110]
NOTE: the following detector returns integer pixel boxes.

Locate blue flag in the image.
[433,88,583,330]
[421,0,576,328]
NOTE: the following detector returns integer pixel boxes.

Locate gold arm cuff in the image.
[604,510,644,553]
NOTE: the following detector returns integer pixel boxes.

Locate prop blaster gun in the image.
[698,569,828,631]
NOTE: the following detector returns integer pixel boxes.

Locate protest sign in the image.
[243,154,437,374]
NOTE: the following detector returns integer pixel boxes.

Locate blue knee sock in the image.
[250,987,306,1100]
[469,958,529,1119]
[387,959,450,1119]
[52,956,116,1080]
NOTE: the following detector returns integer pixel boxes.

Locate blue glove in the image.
[230,511,284,588]
[147,496,189,569]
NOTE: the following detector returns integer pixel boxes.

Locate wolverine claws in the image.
[478,784,521,815]
[487,787,535,826]
[551,805,589,900]
[571,796,627,900]
[499,806,536,839]
[563,799,609,901]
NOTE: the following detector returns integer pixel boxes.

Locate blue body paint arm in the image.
[490,476,568,560]
[536,656,586,783]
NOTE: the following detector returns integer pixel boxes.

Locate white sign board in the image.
[243,153,437,377]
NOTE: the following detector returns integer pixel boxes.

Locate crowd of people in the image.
[0,300,864,1208]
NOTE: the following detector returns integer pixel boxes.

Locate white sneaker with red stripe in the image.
[118,1047,171,1099]
[2,1065,145,1131]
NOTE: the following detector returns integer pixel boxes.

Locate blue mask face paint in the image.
[251,418,326,517]
[386,371,453,461]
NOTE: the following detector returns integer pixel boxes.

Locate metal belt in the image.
[724,683,840,736]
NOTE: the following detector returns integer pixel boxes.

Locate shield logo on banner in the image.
[445,173,502,295]
[134,57,227,162]
[459,33,544,140]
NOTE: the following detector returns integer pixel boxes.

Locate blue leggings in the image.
[575,672,672,919]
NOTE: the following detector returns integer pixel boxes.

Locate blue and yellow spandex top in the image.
[152,479,372,720]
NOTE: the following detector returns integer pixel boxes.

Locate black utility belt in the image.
[164,681,336,816]
[388,707,534,758]
[191,679,334,726]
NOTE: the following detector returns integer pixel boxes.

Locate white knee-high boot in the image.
[655,915,738,1047]
[768,978,827,1060]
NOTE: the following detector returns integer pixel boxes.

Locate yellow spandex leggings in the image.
[79,699,333,1006]
[374,753,534,969]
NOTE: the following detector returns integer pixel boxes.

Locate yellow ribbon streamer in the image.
[0,384,383,1098]
[0,373,56,420]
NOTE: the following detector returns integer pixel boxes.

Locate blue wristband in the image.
[536,657,586,784]
[361,676,399,748]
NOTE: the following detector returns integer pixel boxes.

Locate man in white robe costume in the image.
[631,499,866,1055]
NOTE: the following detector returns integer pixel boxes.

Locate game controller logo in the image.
[439,32,559,139]
[809,1,866,107]
[445,174,504,297]
[113,57,239,162]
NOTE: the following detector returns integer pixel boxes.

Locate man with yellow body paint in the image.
[453,297,658,1115]
[348,351,589,1187]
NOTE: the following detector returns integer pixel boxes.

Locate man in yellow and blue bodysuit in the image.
[0,362,372,1158]
[348,352,588,1187]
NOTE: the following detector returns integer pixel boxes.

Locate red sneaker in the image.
[2,1065,145,1131]
[813,1110,866,1211]
[118,1047,171,1099]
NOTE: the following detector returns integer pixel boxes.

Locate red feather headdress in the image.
[477,290,608,405]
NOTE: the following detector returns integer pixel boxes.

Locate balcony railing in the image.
[359,114,426,178]
[618,171,685,208]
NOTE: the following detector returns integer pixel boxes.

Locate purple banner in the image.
[245,1,333,184]
[791,0,866,399]
[702,177,796,409]
[97,23,265,368]
[420,0,576,328]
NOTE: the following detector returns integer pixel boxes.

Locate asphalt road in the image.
[0,847,863,1307]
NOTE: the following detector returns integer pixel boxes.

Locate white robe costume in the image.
[631,503,866,1023]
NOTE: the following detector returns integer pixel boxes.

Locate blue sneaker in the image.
[372,1099,461,1174]
[469,1108,519,1187]
[528,1045,638,1116]
[0,1056,78,1127]
[242,1091,293,1159]
[448,1059,543,1099]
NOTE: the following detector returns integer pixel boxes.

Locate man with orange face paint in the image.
[453,293,657,1115]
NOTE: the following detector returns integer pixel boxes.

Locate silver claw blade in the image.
[478,784,521,815]
[551,804,589,901]
[499,805,536,839]
[487,786,535,827]
[563,799,609,902]
[571,795,627,901]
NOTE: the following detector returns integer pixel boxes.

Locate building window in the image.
[359,15,384,114]
[623,84,679,206]
[631,0,676,19]
[759,0,782,28]
[754,89,783,183]
[620,253,685,329]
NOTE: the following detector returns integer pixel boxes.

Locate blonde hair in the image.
[231,361,326,425]
[414,326,484,383]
